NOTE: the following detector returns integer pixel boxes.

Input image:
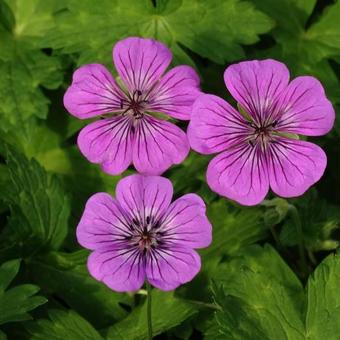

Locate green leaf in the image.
[142,0,274,64]
[167,152,213,202]
[306,2,340,62]
[106,290,197,340]
[201,199,267,260]
[27,309,103,340]
[305,251,340,339]
[27,251,132,328]
[47,0,273,66]
[1,0,62,50]
[0,148,70,258]
[207,245,340,339]
[280,190,340,251]
[0,0,62,132]
[0,259,47,325]
[0,53,61,132]
[208,245,305,339]
[251,0,340,103]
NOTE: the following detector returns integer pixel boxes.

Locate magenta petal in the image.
[76,193,131,250]
[133,116,190,175]
[188,94,250,155]
[148,65,201,120]
[113,37,172,93]
[224,59,289,121]
[276,76,335,136]
[207,145,269,206]
[160,194,212,248]
[77,116,133,175]
[63,64,126,119]
[268,138,327,197]
[116,174,173,222]
[88,246,145,292]
[146,247,201,291]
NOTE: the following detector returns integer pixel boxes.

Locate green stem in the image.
[146,282,153,340]
[289,204,308,276]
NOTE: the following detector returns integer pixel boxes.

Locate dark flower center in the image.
[120,90,149,120]
[129,216,162,252]
[248,120,278,147]
[138,230,156,250]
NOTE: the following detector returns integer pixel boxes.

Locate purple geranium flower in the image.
[64,37,201,175]
[76,174,212,292]
[188,59,335,206]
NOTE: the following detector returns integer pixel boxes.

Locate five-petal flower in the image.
[188,59,335,206]
[64,37,201,175]
[76,174,212,292]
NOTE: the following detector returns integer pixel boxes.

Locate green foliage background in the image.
[0,0,340,339]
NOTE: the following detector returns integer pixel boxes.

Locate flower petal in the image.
[113,37,172,93]
[148,65,201,120]
[88,246,145,292]
[77,115,133,175]
[207,144,269,206]
[63,64,126,119]
[224,59,289,122]
[133,116,190,175]
[188,94,250,154]
[268,138,327,197]
[76,193,132,250]
[276,76,335,136]
[116,174,173,222]
[160,194,212,249]
[146,247,201,291]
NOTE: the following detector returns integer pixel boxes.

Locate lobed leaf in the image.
[106,289,197,340]
[0,148,70,258]
[27,309,103,340]
[0,259,47,326]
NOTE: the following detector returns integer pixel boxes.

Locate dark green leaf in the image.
[27,251,132,328]
[280,190,340,251]
[0,148,70,258]
[27,309,103,340]
[0,259,47,325]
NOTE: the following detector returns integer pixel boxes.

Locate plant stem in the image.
[289,204,308,276]
[146,282,153,340]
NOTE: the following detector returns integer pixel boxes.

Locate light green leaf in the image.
[0,259,47,325]
[0,52,61,132]
[106,290,197,340]
[306,2,340,62]
[207,245,340,339]
[208,245,305,339]
[305,251,340,339]
[27,309,103,340]
[0,0,62,132]
[0,148,70,258]
[27,251,132,328]
[46,0,273,66]
[1,0,62,49]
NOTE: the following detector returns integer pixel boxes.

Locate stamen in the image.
[121,89,147,120]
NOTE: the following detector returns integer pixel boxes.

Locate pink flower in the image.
[188,59,335,206]
[76,174,212,292]
[64,37,201,175]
